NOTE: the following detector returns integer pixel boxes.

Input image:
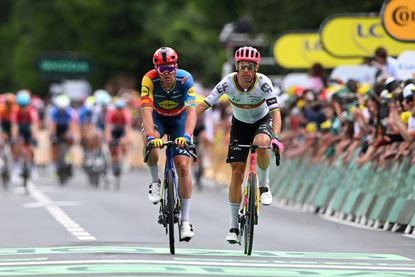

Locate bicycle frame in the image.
[229,140,279,256]
[145,140,197,255]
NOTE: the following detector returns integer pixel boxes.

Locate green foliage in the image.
[0,0,383,95]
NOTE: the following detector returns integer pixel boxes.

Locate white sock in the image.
[180,198,191,222]
[229,203,240,229]
[256,162,269,187]
[148,164,159,182]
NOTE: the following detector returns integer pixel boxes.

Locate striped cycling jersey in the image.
[204,73,279,123]
[141,69,196,117]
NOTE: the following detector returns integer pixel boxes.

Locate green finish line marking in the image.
[0,258,48,263]
[0,263,415,276]
[0,246,410,261]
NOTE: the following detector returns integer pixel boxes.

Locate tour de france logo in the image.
[382,0,415,41]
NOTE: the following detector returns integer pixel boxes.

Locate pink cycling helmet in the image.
[234,46,261,64]
[153,47,178,66]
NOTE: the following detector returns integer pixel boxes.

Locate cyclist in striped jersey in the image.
[198,46,284,244]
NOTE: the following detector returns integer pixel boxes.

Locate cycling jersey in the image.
[91,105,108,131]
[11,106,39,126]
[0,104,18,136]
[0,103,18,122]
[105,108,132,128]
[141,69,196,116]
[50,107,78,137]
[50,107,78,126]
[11,106,38,143]
[204,73,279,124]
[78,105,93,125]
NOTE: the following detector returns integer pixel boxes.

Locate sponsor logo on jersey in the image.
[159,100,178,110]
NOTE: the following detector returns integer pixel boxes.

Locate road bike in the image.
[228,139,280,256]
[0,139,12,190]
[109,138,123,190]
[56,139,73,185]
[144,140,197,255]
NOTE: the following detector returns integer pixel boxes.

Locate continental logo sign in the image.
[382,0,415,41]
[272,32,361,69]
[320,14,415,57]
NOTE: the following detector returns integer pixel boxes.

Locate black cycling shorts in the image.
[226,114,273,163]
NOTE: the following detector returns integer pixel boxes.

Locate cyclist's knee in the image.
[175,163,190,177]
[231,165,245,179]
[253,134,270,146]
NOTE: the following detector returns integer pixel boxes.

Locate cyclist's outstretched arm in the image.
[141,107,156,139]
[196,101,209,116]
[270,109,282,137]
[184,106,196,137]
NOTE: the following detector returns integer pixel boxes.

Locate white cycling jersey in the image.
[204,73,279,123]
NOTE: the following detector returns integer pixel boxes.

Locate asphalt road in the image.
[1,167,415,276]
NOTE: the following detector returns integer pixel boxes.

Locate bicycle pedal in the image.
[179,237,191,242]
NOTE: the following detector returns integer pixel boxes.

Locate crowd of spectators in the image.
[278,47,415,169]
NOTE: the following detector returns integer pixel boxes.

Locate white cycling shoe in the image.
[226,228,240,244]
[180,222,194,241]
[260,185,273,206]
[148,180,161,204]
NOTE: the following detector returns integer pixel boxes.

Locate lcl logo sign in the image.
[382,0,415,41]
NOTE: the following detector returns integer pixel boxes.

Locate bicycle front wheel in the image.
[166,170,176,255]
[244,172,257,255]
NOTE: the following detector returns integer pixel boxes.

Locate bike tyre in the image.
[244,172,257,256]
[166,170,175,255]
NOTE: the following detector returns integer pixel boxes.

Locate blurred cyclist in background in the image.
[11,90,39,176]
[0,93,18,142]
[49,94,79,175]
[78,96,96,168]
[140,46,197,240]
[197,46,284,244]
[105,98,132,177]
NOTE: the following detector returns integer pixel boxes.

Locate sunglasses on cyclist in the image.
[156,65,176,74]
[236,62,256,71]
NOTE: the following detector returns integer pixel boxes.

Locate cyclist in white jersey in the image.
[197,46,284,244]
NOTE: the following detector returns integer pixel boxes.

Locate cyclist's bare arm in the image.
[270,109,282,136]
[196,101,210,116]
[184,106,197,136]
[142,107,156,138]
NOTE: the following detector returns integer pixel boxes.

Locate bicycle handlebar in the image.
[144,141,198,163]
[229,140,280,166]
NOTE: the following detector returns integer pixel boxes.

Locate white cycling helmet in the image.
[94,89,111,105]
[55,94,71,109]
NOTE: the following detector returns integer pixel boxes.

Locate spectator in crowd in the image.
[306,62,327,93]
[371,46,399,80]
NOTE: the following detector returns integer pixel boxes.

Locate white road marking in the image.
[28,182,96,241]
[0,259,414,272]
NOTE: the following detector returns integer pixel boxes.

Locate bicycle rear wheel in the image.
[244,172,257,255]
[166,170,176,255]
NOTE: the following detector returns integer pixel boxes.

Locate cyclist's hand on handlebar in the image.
[146,135,163,148]
[175,133,192,148]
[270,136,284,153]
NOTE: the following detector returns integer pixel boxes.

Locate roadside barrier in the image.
[269,142,415,236]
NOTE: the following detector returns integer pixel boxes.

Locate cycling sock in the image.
[229,202,240,229]
[256,162,270,187]
[148,164,159,182]
[180,198,191,222]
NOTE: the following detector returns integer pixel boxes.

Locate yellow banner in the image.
[320,14,415,57]
[382,0,415,42]
[272,32,362,69]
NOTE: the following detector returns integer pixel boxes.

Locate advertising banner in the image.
[382,0,415,42]
[330,65,378,84]
[320,14,415,57]
[397,51,415,80]
[273,32,361,69]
